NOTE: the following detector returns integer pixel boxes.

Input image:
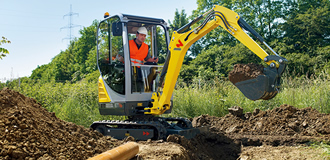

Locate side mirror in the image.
[112,22,122,36]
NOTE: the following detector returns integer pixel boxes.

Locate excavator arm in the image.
[145,5,287,115]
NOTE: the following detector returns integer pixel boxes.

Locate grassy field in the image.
[171,73,330,118]
[2,73,329,128]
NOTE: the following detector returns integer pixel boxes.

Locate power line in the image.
[60,4,81,43]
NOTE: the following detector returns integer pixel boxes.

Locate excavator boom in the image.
[145,5,287,115]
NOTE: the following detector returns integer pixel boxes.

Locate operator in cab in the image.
[127,27,158,92]
[130,27,158,65]
[116,27,158,64]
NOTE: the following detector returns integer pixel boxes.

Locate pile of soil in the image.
[0,88,120,159]
[228,63,264,84]
[192,104,330,146]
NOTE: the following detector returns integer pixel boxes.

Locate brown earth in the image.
[239,145,327,160]
[0,88,329,160]
[0,88,122,160]
[228,63,264,84]
[192,105,330,146]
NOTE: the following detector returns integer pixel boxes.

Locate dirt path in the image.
[239,145,327,160]
[0,88,329,160]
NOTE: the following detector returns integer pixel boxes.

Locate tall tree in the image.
[189,0,236,57]
[72,21,98,74]
[233,0,285,41]
[168,9,189,31]
[281,0,330,54]
[279,0,330,76]
[0,37,11,59]
[30,21,98,82]
[189,0,286,56]
[168,9,192,63]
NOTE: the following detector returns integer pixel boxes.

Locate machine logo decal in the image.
[176,40,183,47]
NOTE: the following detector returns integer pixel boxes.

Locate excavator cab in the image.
[94,14,198,140]
[96,14,171,116]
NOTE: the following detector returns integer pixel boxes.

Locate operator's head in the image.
[135,27,148,44]
[137,27,148,36]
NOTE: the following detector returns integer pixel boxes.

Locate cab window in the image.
[97,16,125,94]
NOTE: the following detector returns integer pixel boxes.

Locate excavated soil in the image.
[192,105,330,146]
[228,63,264,84]
[0,88,121,160]
[0,88,329,160]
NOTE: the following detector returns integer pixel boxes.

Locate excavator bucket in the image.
[230,56,287,101]
[234,72,279,100]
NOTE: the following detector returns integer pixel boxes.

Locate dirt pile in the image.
[192,104,330,146]
[0,88,328,160]
[228,63,264,84]
[163,104,329,159]
[0,88,120,159]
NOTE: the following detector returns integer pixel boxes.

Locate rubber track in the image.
[91,119,167,139]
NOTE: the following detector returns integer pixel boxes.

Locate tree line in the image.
[7,0,330,84]
[177,0,330,83]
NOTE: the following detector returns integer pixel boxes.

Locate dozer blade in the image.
[233,55,287,101]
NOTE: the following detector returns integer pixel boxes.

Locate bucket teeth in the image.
[260,91,278,100]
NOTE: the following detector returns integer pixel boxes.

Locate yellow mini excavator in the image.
[91,5,287,140]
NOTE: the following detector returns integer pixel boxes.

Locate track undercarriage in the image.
[90,116,200,140]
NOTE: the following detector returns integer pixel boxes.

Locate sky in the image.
[0,0,198,82]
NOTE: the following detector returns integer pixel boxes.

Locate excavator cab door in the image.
[98,16,126,95]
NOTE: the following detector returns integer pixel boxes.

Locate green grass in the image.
[171,79,230,118]
[171,73,330,118]
[306,141,330,159]
[277,74,330,113]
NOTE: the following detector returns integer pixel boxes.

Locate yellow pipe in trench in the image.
[88,142,139,160]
